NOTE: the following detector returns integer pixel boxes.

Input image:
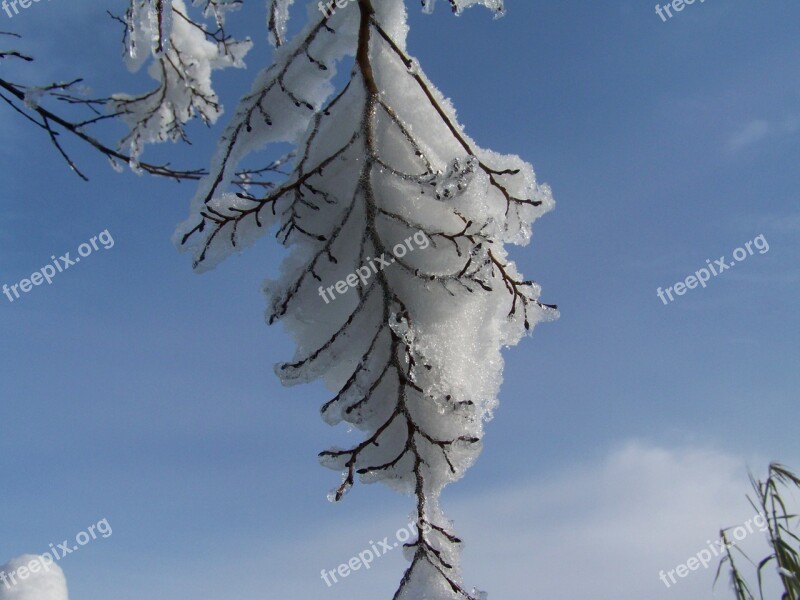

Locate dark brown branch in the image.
[0,77,204,181]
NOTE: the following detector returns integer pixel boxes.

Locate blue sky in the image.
[1,1,799,599]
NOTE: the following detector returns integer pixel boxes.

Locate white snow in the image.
[421,0,505,18]
[267,0,296,47]
[113,0,252,165]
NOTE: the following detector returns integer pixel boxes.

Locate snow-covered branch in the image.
[0,1,262,181]
[177,2,556,598]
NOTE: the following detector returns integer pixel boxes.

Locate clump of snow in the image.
[421,0,505,18]
[114,0,252,165]
[0,555,68,600]
[267,0,296,47]
[175,2,359,270]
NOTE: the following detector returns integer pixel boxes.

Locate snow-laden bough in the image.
[120,0,558,597]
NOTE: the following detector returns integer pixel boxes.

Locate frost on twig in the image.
[0,1,277,183]
[421,0,506,18]
[177,1,556,598]
[267,0,296,47]
[112,0,252,170]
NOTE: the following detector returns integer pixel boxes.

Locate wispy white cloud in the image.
[726,115,800,153]
[727,119,771,152]
[758,212,800,235]
[452,441,780,600]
